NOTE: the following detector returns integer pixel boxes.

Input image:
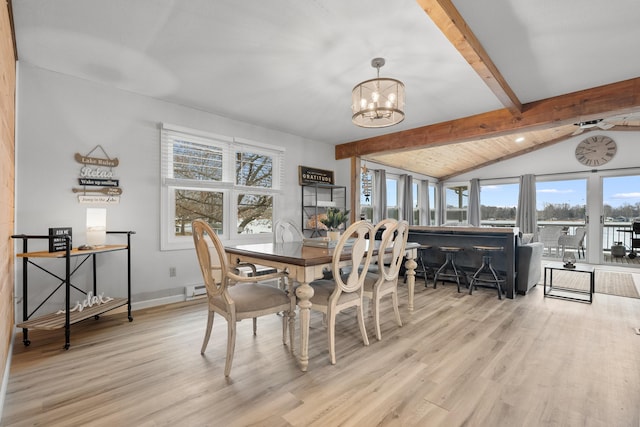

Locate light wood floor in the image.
[3,279,640,427]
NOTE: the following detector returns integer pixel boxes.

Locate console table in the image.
[543,262,594,303]
[11,231,135,349]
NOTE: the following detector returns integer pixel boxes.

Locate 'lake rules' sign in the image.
[73,145,122,204]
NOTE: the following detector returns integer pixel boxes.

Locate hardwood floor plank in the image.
[3,278,640,426]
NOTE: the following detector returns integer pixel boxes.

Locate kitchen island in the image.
[408,226,519,299]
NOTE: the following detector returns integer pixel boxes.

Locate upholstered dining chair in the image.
[301,220,374,365]
[364,220,409,341]
[273,218,304,243]
[192,219,294,377]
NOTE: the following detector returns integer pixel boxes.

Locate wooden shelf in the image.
[15,244,127,258]
[17,298,128,330]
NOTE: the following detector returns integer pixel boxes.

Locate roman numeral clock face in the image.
[575,135,617,167]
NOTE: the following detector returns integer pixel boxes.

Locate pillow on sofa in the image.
[521,233,534,244]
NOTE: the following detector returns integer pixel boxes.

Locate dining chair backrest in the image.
[331,220,375,294]
[273,219,304,243]
[192,219,228,297]
[373,218,398,265]
[378,220,409,282]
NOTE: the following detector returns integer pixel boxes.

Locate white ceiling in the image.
[11,0,640,147]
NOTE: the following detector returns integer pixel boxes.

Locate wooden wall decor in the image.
[73,145,122,204]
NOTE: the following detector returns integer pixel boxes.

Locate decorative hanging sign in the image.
[73,145,122,204]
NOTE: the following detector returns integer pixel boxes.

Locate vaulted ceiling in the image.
[11,0,640,179]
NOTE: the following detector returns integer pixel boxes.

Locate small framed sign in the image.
[298,166,334,185]
[49,227,72,252]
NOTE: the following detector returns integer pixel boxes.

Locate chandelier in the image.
[352,58,405,128]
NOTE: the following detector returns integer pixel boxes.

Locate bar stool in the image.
[469,245,505,299]
[433,246,466,293]
[414,244,432,286]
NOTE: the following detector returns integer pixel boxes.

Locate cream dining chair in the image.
[192,219,294,377]
[273,218,304,292]
[301,220,374,365]
[364,220,409,341]
[273,218,304,243]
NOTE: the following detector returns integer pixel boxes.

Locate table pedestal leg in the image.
[404,257,417,312]
[295,281,314,372]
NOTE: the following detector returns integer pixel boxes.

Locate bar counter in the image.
[408,226,519,299]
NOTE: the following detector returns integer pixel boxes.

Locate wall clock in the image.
[574,135,617,167]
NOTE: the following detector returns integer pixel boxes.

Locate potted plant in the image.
[320,207,350,240]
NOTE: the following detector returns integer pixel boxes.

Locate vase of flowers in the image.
[320,207,350,240]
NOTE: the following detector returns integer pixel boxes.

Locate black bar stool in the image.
[404,244,432,286]
[433,246,466,292]
[469,245,505,299]
[415,244,432,286]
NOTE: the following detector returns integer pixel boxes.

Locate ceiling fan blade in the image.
[571,127,584,136]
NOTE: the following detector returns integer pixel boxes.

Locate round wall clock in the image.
[574,135,617,167]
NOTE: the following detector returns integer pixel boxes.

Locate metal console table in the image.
[11,231,135,349]
[543,262,594,303]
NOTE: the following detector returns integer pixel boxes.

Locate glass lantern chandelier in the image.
[352,58,405,128]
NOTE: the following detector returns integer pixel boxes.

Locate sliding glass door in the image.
[602,175,640,263]
[536,178,587,259]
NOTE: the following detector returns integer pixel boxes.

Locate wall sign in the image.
[73,145,122,204]
[48,227,72,252]
[298,165,334,185]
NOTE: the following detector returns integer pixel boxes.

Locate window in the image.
[480,182,518,226]
[386,176,399,219]
[428,184,436,224]
[412,181,420,224]
[161,124,283,250]
[445,184,468,224]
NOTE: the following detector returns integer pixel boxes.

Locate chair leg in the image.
[224,319,237,377]
[391,291,402,328]
[281,311,287,345]
[201,310,214,354]
[357,303,369,347]
[253,317,257,335]
[373,294,382,341]
[327,309,337,365]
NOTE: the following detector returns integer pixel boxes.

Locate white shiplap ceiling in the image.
[11,0,640,177]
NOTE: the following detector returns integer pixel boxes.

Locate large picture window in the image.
[161,124,283,250]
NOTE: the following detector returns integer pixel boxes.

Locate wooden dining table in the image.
[225,240,419,371]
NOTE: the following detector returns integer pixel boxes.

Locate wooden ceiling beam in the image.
[416,0,522,115]
[335,76,640,159]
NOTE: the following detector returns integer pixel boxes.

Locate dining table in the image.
[225,240,419,371]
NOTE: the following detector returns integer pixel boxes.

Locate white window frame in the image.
[161,123,284,250]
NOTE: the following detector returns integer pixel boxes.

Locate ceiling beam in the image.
[416,0,522,115]
[335,76,640,160]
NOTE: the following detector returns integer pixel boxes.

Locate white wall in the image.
[15,63,345,313]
